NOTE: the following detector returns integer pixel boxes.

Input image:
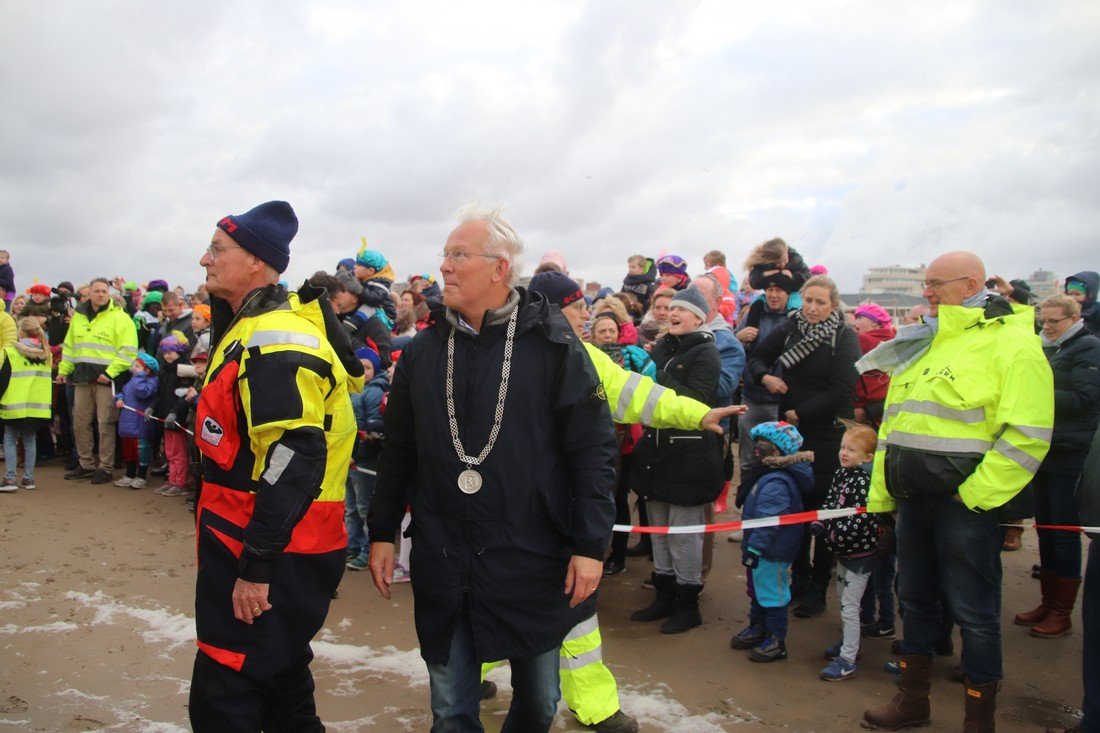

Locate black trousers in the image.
[189,649,324,732]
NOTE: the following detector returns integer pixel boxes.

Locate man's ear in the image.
[492,258,510,284]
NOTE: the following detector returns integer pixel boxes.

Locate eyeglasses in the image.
[1037,316,1072,327]
[438,250,502,264]
[205,242,242,261]
[920,276,969,290]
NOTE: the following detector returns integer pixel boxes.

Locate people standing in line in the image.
[57,277,139,485]
[746,275,861,619]
[367,204,617,733]
[860,251,1053,732]
[1014,294,1100,638]
[188,200,364,732]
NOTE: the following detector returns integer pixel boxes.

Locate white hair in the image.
[455,201,526,287]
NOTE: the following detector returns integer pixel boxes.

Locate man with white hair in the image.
[368,204,617,732]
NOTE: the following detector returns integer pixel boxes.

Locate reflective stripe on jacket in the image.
[59,299,138,380]
[868,302,1054,513]
[0,347,52,419]
[583,342,709,429]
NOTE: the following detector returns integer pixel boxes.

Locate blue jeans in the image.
[1033,469,1083,579]
[427,607,561,732]
[4,427,36,482]
[896,494,1003,684]
[861,553,897,626]
[1082,538,1099,732]
[344,469,375,560]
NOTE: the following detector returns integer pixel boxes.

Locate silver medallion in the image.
[457,468,483,495]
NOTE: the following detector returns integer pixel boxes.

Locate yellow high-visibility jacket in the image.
[867,302,1053,513]
[59,299,138,381]
[0,346,52,419]
[583,342,709,429]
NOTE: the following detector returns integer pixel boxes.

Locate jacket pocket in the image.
[885,445,980,499]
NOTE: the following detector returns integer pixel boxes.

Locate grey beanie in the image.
[669,285,709,322]
[336,270,363,296]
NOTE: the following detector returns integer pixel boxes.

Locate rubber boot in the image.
[1031,576,1082,638]
[660,583,703,634]
[1015,568,1053,626]
[962,678,999,733]
[861,654,932,730]
[630,572,676,622]
[794,580,826,619]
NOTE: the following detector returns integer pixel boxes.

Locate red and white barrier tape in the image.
[119,404,194,437]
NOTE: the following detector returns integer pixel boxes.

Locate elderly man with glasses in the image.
[368,203,616,733]
[858,251,1054,732]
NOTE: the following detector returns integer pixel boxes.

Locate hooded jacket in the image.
[1040,325,1100,473]
[368,288,617,665]
[1066,271,1100,335]
[743,453,814,562]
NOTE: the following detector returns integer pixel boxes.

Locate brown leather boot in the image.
[862,654,932,730]
[1031,576,1082,638]
[1014,568,1053,626]
[1002,524,1023,551]
[963,678,999,733]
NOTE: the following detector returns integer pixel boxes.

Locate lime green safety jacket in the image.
[583,342,709,429]
[59,299,138,383]
[867,302,1053,513]
[0,346,52,420]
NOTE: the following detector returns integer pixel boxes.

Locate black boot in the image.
[661,583,703,634]
[631,573,675,622]
[795,580,826,619]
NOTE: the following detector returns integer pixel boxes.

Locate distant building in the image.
[860,265,927,297]
[1027,269,1059,300]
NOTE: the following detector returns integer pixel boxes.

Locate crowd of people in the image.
[1,214,1098,733]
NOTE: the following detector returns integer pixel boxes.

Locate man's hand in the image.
[736,327,758,344]
[564,555,602,608]
[231,578,271,625]
[56,374,67,385]
[369,542,396,600]
[96,373,111,386]
[784,409,800,425]
[761,375,788,395]
[700,404,748,434]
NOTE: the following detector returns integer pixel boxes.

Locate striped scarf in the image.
[778,309,842,370]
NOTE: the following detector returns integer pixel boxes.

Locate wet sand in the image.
[0,461,1084,731]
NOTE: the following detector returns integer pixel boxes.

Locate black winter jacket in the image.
[368,288,617,665]
[1041,327,1100,473]
[746,315,860,439]
[630,328,724,505]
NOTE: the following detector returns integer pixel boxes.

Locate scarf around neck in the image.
[778,309,842,370]
[1042,318,1084,349]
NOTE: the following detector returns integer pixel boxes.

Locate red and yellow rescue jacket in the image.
[196,283,364,583]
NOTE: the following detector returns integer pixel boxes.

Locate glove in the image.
[143,407,154,419]
[741,548,761,569]
[165,413,179,430]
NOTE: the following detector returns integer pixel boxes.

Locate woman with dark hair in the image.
[746,275,861,618]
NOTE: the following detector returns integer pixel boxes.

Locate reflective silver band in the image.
[613,373,643,422]
[885,399,986,424]
[993,438,1042,474]
[564,614,600,642]
[1013,424,1053,442]
[640,383,667,426]
[559,646,603,671]
[886,431,992,455]
[247,330,321,350]
[0,402,51,411]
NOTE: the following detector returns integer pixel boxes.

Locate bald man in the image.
[860,251,1054,731]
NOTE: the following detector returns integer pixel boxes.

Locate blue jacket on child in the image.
[116,373,159,439]
[743,453,814,562]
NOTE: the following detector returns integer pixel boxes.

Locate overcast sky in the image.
[3,1,1098,297]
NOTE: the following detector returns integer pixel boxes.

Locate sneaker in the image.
[90,468,113,484]
[64,466,95,480]
[161,485,185,497]
[730,624,768,650]
[154,484,175,496]
[641,576,655,589]
[883,661,901,675]
[20,478,35,490]
[130,478,147,490]
[727,530,743,543]
[749,634,788,663]
[346,556,369,571]
[479,680,497,700]
[863,621,896,639]
[150,463,169,477]
[602,558,626,577]
[114,476,135,488]
[392,566,411,583]
[0,479,17,493]
[820,657,857,681]
[593,709,640,733]
[824,641,862,660]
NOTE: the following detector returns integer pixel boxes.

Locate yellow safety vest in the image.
[0,347,52,420]
[59,299,138,379]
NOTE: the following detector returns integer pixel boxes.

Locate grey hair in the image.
[455,201,526,287]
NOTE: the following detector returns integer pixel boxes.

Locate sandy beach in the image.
[0,460,1085,732]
